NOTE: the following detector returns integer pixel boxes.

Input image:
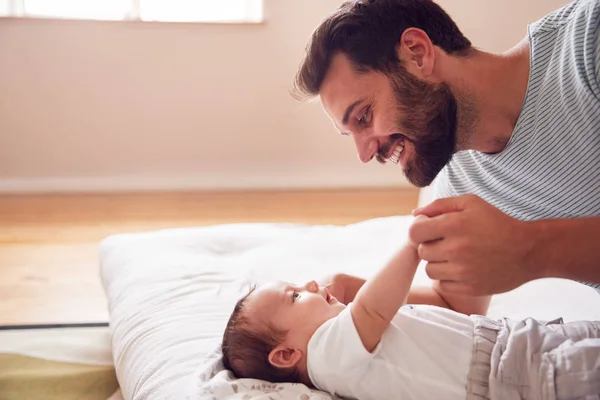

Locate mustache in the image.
[375,133,408,164]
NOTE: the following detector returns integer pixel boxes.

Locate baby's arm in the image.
[351,242,420,352]
[409,284,491,316]
[319,274,367,305]
[325,273,489,315]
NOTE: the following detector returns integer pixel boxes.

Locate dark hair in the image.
[294,0,471,98]
[221,287,302,383]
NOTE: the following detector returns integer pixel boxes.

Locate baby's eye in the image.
[292,292,299,302]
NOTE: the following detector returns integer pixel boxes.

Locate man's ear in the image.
[397,27,436,80]
[268,345,303,369]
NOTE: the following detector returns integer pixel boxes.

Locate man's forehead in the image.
[320,55,356,117]
[320,53,374,126]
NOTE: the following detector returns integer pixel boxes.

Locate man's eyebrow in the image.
[342,99,364,126]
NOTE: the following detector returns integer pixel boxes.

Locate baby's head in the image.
[222,280,345,384]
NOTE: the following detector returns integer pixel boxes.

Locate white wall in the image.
[0,0,568,193]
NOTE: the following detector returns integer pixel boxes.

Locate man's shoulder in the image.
[529,0,597,38]
[528,0,600,39]
[432,155,472,199]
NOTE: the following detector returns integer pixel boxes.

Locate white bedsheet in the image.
[99,216,600,400]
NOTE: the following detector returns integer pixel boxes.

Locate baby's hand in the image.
[317,273,347,304]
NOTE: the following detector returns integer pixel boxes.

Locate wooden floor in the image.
[0,188,419,325]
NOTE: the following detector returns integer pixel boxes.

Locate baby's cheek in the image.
[305,300,325,315]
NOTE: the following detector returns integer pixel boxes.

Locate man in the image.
[293,0,600,301]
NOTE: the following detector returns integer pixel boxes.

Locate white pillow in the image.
[100,217,600,400]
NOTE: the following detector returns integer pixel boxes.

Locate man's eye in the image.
[358,108,370,125]
[292,292,299,302]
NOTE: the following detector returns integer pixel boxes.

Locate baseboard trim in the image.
[0,322,109,331]
[0,173,410,194]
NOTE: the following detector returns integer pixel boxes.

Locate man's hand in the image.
[411,194,536,296]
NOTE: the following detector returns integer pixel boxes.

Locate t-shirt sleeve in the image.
[306,305,380,396]
[595,14,600,87]
[433,169,454,200]
[592,0,600,86]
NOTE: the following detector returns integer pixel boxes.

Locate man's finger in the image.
[409,213,451,244]
[424,261,456,281]
[436,280,479,296]
[417,240,447,262]
[412,194,474,217]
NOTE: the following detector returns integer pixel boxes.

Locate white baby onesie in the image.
[307,304,474,400]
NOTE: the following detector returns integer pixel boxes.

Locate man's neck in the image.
[442,39,531,154]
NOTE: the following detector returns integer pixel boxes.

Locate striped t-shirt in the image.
[434,0,600,292]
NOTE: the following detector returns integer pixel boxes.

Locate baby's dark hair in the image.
[221,286,302,383]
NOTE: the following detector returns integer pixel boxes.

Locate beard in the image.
[377,67,461,188]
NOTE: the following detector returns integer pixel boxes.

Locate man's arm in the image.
[528,217,600,284]
[351,243,420,352]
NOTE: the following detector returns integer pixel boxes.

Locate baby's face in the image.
[247,280,346,350]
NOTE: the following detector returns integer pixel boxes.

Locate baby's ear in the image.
[268,345,302,369]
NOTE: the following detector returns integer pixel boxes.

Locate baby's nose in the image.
[306,280,319,292]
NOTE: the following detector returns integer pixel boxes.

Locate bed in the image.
[98,214,600,400]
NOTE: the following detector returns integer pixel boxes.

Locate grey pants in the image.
[466,315,600,400]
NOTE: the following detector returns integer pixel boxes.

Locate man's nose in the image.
[353,135,378,163]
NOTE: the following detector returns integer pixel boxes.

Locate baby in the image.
[221,225,600,399]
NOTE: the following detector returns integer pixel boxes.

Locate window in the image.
[0,0,263,23]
